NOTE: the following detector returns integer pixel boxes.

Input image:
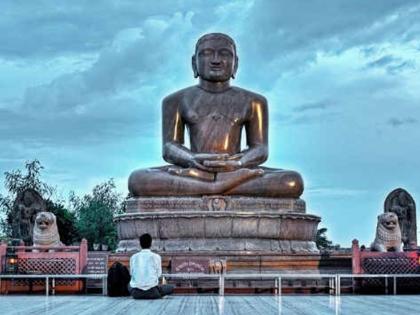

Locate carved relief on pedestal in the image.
[209,258,227,274]
[125,196,306,213]
[205,196,229,211]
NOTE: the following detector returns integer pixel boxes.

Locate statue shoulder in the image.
[231,86,267,106]
[162,86,197,106]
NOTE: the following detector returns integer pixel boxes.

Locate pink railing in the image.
[0,239,88,293]
[352,239,419,275]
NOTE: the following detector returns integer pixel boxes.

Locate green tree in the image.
[0,193,13,237]
[0,160,54,237]
[3,160,53,196]
[316,227,334,250]
[71,179,122,250]
[45,199,80,245]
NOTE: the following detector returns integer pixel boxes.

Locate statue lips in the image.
[386,221,396,228]
[36,216,50,230]
[210,66,223,71]
[209,67,226,79]
[38,221,49,230]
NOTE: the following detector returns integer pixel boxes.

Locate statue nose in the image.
[211,53,221,64]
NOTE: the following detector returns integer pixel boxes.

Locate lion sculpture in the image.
[371,212,402,252]
[33,212,63,249]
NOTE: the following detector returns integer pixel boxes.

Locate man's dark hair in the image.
[139,233,152,249]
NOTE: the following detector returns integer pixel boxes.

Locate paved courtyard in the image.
[2,295,420,315]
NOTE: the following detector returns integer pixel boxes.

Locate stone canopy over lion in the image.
[371,212,402,252]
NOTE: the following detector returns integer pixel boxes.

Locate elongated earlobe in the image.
[232,56,239,79]
[192,55,199,78]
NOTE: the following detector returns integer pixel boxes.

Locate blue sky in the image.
[1,0,419,247]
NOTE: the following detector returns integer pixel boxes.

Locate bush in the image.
[46,199,80,245]
[71,179,122,250]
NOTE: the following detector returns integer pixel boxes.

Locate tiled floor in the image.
[1,295,420,315]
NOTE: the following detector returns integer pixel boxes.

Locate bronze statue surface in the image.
[128,33,303,198]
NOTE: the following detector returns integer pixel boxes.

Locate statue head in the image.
[35,212,57,232]
[378,212,400,231]
[192,33,239,81]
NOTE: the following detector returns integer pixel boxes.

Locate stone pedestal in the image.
[115,196,320,254]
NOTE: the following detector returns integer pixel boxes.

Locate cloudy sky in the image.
[1,0,419,246]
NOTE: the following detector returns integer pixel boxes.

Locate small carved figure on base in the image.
[371,212,402,252]
[209,259,227,274]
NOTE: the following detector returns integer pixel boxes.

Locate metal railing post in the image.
[274,277,278,295]
[103,276,106,295]
[393,276,397,295]
[219,274,224,296]
[46,276,49,296]
[278,276,282,296]
[329,276,334,295]
[336,275,340,296]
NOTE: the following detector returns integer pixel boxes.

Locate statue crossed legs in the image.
[129,166,303,198]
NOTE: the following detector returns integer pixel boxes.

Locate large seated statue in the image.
[117,33,320,253]
[128,33,303,198]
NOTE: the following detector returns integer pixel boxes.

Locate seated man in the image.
[129,233,174,299]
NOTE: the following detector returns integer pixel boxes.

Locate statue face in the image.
[35,212,54,230]
[380,213,399,230]
[194,38,237,82]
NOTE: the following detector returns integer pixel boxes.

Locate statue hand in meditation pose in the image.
[129,33,303,198]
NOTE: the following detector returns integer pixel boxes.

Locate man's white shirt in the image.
[129,249,162,290]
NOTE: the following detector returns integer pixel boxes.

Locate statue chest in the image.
[182,98,248,128]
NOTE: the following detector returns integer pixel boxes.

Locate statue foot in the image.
[218,168,263,179]
[167,167,215,182]
[216,168,264,192]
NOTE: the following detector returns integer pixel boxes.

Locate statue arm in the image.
[162,96,194,168]
[240,97,268,168]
